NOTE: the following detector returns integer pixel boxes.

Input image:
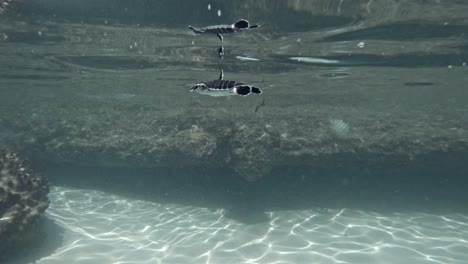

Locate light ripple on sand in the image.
[38,187,468,264]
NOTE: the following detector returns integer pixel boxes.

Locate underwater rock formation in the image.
[171,125,217,159]
[0,152,49,260]
[227,123,280,182]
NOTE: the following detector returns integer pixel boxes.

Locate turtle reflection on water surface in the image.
[190,70,262,97]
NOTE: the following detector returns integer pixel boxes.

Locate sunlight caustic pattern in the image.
[42,187,468,264]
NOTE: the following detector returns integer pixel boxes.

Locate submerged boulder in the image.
[0,152,49,260]
[227,123,281,182]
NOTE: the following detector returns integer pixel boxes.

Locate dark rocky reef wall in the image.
[0,152,49,261]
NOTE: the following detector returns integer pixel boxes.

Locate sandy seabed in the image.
[34,187,468,264]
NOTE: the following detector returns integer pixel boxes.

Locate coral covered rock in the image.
[227,123,281,182]
[0,152,49,260]
[172,125,217,159]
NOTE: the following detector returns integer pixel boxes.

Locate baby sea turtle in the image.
[191,70,262,97]
[188,19,259,42]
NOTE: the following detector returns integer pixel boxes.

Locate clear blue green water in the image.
[1,1,468,263]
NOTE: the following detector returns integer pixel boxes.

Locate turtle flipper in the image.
[216,33,224,42]
[218,46,224,59]
[191,83,207,91]
[218,69,224,80]
[188,26,204,33]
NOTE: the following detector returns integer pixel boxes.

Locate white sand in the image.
[37,187,468,264]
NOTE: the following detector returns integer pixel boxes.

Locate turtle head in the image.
[251,86,262,94]
[233,19,259,30]
[234,85,262,96]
